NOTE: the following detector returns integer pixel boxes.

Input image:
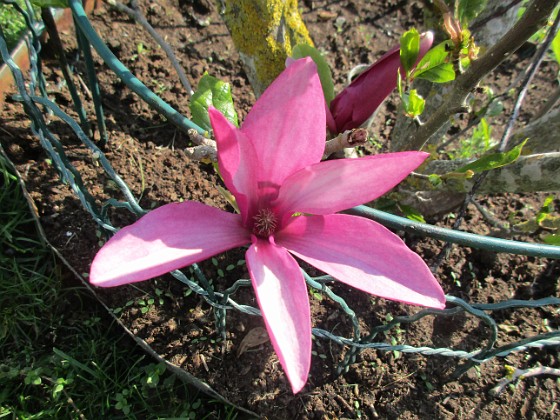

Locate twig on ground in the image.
[490,365,560,396]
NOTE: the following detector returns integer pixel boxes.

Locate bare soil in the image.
[1,0,559,418]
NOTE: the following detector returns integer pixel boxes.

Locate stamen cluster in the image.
[253,208,278,237]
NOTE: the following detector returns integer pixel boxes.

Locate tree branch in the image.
[509,106,560,153]
[414,152,560,193]
[183,128,367,162]
[401,0,558,151]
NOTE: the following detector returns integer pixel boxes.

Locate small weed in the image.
[311,350,328,360]
[130,41,148,61]
[450,271,461,287]
[152,79,169,95]
[310,289,324,301]
[383,313,404,359]
[354,400,362,418]
[419,373,435,391]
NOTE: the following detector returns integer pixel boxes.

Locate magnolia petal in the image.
[326,103,337,134]
[274,152,428,218]
[245,237,312,394]
[276,214,446,309]
[209,108,259,222]
[208,107,241,196]
[241,57,326,188]
[90,201,250,287]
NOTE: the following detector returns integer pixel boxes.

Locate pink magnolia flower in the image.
[328,32,434,134]
[90,58,445,394]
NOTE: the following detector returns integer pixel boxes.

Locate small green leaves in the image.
[514,195,559,243]
[414,41,455,83]
[428,173,442,187]
[536,195,555,225]
[398,71,425,118]
[402,89,425,118]
[457,140,527,174]
[427,170,474,189]
[190,73,238,132]
[292,44,335,106]
[400,28,420,76]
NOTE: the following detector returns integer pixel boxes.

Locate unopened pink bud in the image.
[328,31,433,134]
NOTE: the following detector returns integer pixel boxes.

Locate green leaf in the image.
[543,195,555,210]
[399,204,426,223]
[402,89,425,118]
[414,41,455,83]
[292,44,335,105]
[30,0,68,7]
[543,234,560,246]
[457,0,487,26]
[408,89,426,117]
[428,173,442,187]
[190,73,238,132]
[400,28,420,76]
[457,139,528,174]
[552,29,560,66]
[536,195,555,224]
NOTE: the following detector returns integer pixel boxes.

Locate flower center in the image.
[253,208,279,237]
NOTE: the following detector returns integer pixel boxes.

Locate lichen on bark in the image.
[222,0,313,97]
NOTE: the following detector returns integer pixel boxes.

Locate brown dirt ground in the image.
[1,0,559,418]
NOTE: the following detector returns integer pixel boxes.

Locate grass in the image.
[0,153,239,419]
[0,0,37,52]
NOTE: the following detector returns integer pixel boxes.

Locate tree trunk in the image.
[221,0,313,97]
[508,106,560,153]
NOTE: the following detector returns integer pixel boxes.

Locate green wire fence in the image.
[1,0,559,383]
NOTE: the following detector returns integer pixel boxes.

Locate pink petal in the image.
[326,104,337,134]
[274,152,429,218]
[241,57,326,189]
[208,108,259,222]
[208,107,241,195]
[276,214,445,309]
[330,32,433,133]
[90,201,250,287]
[329,46,400,133]
[245,237,312,393]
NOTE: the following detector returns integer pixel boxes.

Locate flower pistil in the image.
[253,208,279,237]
